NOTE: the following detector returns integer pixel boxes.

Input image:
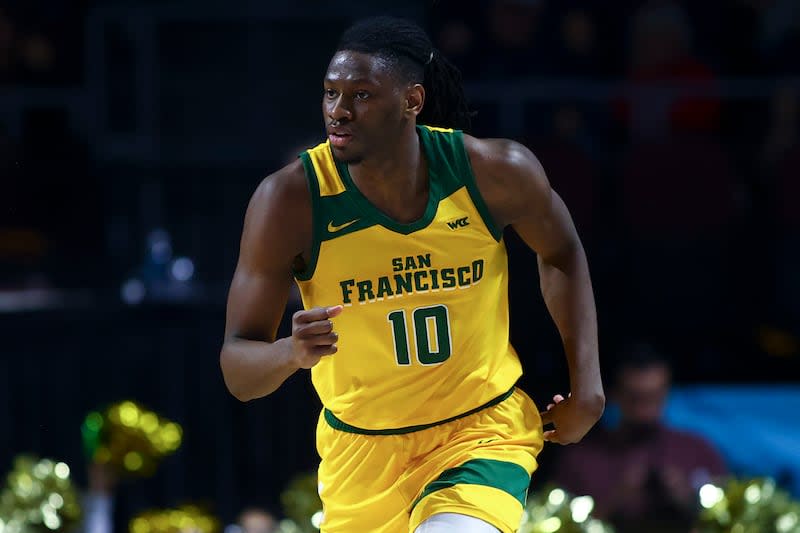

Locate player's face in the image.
[323,51,409,164]
[615,365,670,429]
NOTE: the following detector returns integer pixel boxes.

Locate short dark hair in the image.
[613,342,671,385]
[336,16,473,131]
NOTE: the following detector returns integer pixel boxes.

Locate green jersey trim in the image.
[453,130,504,242]
[318,192,380,241]
[323,386,515,435]
[334,163,440,236]
[294,152,323,281]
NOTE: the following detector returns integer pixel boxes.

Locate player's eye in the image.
[324,88,338,99]
[355,91,370,100]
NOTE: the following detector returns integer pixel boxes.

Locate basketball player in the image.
[220,17,604,533]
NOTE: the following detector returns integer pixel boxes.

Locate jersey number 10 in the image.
[387,305,452,366]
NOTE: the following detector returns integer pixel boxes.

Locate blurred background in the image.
[1,0,799,531]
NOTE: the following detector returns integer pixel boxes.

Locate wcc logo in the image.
[446,216,470,230]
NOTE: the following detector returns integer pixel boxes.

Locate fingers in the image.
[544,429,577,445]
[293,305,343,324]
[312,344,338,357]
[293,306,344,337]
[309,332,338,346]
[326,305,344,318]
[540,393,569,443]
[542,392,567,417]
[294,319,333,337]
[291,306,342,368]
[543,429,563,444]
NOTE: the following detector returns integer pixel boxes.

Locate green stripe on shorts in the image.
[412,458,531,509]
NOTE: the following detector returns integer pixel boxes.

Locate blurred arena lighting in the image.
[700,483,725,509]
[121,278,146,304]
[777,512,799,532]
[170,257,195,282]
[147,229,173,264]
[538,517,562,532]
[311,511,324,529]
[548,488,566,506]
[569,495,594,523]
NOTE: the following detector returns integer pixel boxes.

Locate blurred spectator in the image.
[0,119,50,288]
[764,85,800,326]
[708,0,762,75]
[18,31,55,77]
[14,108,103,287]
[550,7,604,77]
[476,0,548,78]
[552,343,727,533]
[0,8,14,78]
[429,0,483,79]
[761,85,799,169]
[235,508,278,533]
[525,105,599,242]
[617,135,740,344]
[0,2,86,85]
[616,0,719,138]
[756,0,800,74]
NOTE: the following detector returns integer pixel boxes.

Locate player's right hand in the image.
[289,305,343,369]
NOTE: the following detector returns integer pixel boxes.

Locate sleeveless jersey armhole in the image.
[452,131,504,242]
[294,152,322,281]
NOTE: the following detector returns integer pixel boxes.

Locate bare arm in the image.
[466,135,604,443]
[220,161,340,401]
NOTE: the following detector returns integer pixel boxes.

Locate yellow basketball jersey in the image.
[295,125,522,431]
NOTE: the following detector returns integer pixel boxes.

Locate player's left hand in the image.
[539,393,602,445]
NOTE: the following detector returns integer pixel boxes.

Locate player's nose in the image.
[328,96,353,123]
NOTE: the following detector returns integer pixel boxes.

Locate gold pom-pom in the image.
[0,456,82,533]
[82,401,183,477]
[520,485,615,533]
[696,478,800,532]
[278,473,322,533]
[128,505,220,533]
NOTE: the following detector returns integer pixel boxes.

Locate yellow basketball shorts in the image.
[315,387,544,533]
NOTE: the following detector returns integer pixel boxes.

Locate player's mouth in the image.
[328,132,352,148]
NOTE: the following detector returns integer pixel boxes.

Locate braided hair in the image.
[336,16,474,132]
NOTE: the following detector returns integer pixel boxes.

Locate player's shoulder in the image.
[462,134,543,173]
[245,158,311,245]
[461,134,547,195]
[461,134,549,225]
[249,158,310,215]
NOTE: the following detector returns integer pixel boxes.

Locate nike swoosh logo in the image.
[327,219,359,233]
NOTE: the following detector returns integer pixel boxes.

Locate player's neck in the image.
[347,128,429,223]
[349,126,423,185]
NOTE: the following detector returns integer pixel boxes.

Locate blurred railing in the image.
[465,77,800,136]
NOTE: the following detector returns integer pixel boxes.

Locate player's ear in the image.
[405,84,425,118]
